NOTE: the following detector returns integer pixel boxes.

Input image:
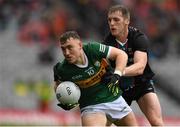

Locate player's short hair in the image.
[59,31,81,44]
[108,5,130,20]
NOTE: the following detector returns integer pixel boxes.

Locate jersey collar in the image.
[115,38,128,46]
[75,51,88,68]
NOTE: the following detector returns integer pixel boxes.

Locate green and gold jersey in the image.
[53,42,121,108]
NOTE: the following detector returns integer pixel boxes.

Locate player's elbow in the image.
[136,66,145,75]
[137,69,144,75]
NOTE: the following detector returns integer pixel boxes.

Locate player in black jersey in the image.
[103,5,163,126]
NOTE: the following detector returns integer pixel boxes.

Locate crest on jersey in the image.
[94,61,100,67]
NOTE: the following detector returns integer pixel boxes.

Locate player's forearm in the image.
[123,63,145,76]
[115,52,128,75]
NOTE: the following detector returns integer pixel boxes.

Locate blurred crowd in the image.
[0,0,180,60]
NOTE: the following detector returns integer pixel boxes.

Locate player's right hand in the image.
[57,103,78,110]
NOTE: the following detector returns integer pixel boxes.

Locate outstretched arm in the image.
[124,51,147,76]
[106,47,128,96]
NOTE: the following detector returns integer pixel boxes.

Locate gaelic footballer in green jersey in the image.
[54,42,122,108]
[53,31,137,126]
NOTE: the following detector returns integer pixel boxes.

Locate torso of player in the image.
[54,43,121,108]
[59,56,106,88]
[104,27,155,85]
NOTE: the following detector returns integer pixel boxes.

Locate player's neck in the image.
[75,51,88,68]
[116,28,128,43]
[76,51,87,65]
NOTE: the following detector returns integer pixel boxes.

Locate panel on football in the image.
[56,81,81,104]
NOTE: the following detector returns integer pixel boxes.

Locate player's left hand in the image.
[107,74,121,96]
[57,103,78,110]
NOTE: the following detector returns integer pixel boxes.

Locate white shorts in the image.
[80,96,132,122]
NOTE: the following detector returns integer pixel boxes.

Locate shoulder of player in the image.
[82,42,96,53]
[83,41,101,48]
[83,41,110,55]
[53,61,66,71]
[128,26,148,40]
[128,26,146,35]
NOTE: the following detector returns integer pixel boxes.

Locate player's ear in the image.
[79,40,83,49]
[125,18,130,25]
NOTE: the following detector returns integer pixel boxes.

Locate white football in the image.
[56,81,81,104]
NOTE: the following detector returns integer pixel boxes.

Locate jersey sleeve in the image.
[88,42,110,58]
[133,32,150,52]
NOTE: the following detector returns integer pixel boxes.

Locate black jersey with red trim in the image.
[103,26,155,85]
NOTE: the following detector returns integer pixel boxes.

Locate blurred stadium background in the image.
[0,0,180,126]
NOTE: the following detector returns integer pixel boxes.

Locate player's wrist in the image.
[114,70,122,77]
[122,70,126,76]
